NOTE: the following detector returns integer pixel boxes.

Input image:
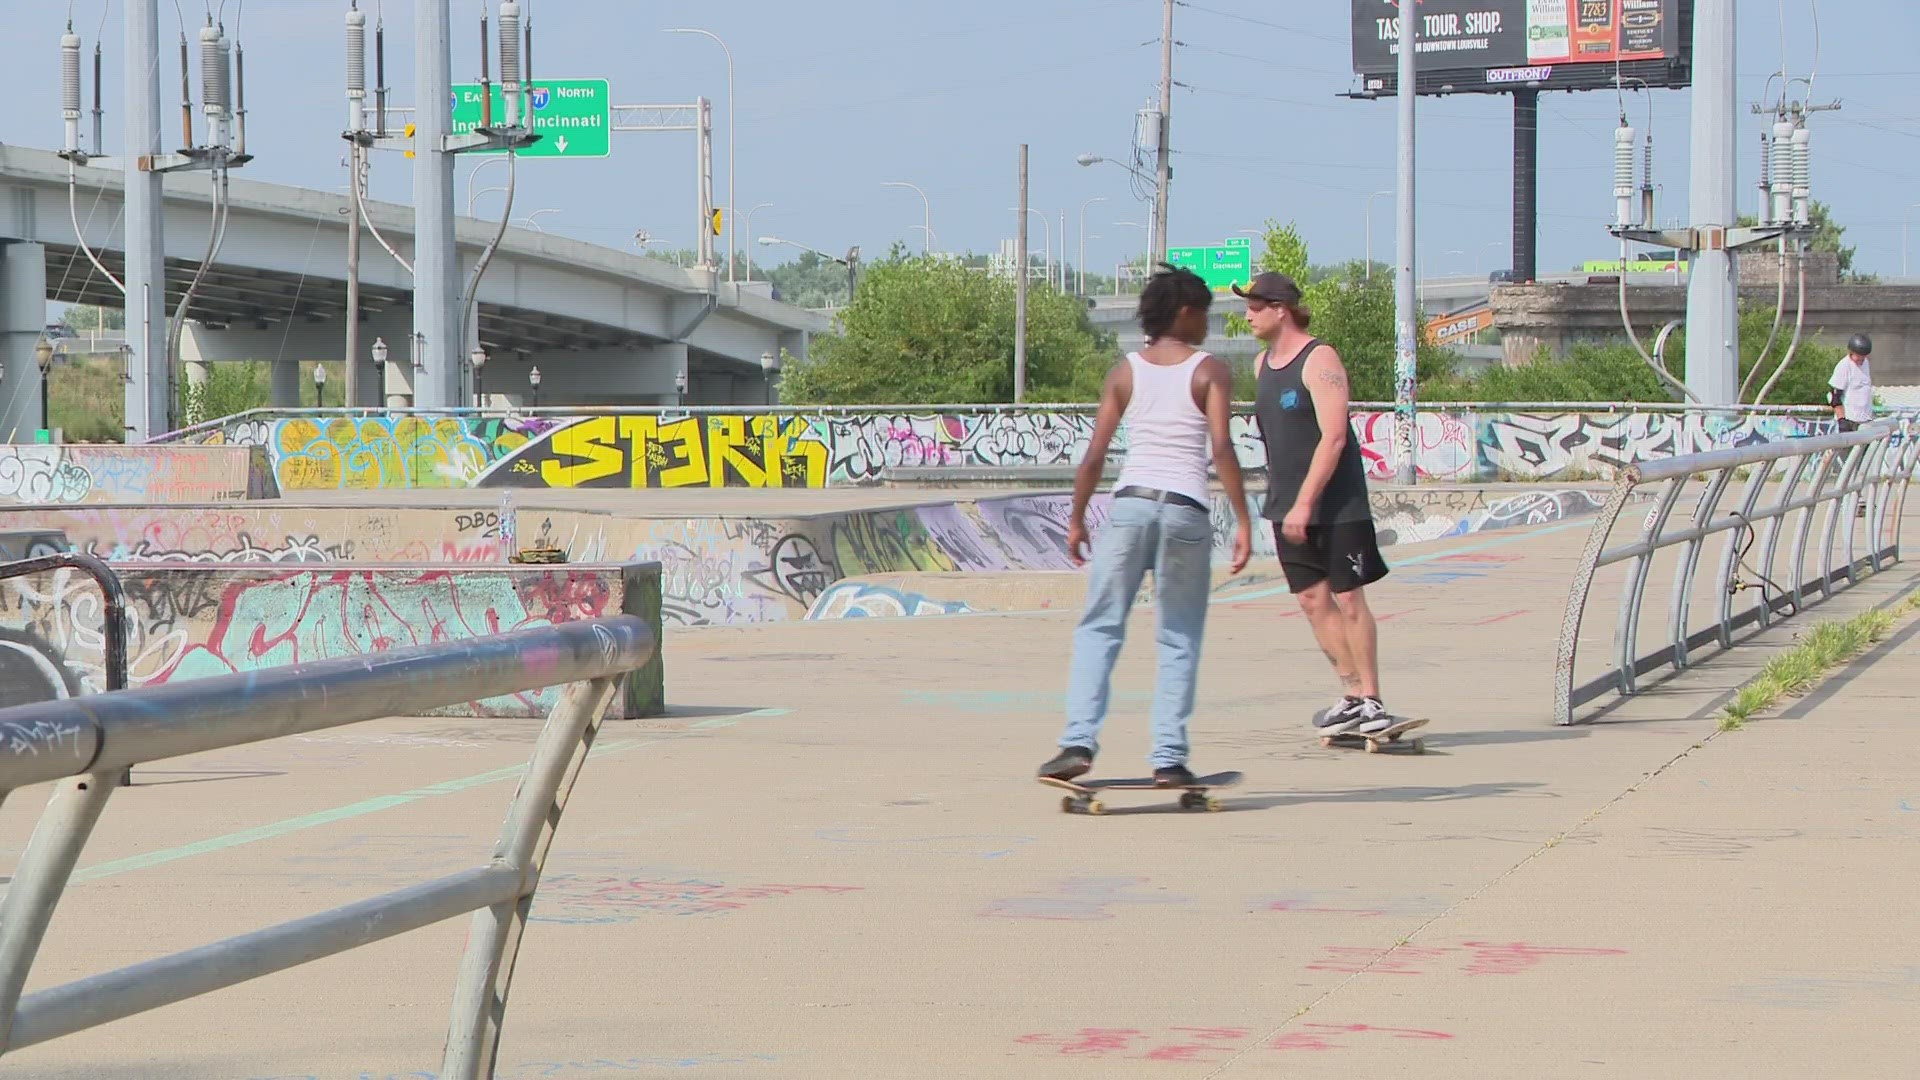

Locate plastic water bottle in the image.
[498,490,517,563]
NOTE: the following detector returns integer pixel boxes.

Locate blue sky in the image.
[7,1,1917,281]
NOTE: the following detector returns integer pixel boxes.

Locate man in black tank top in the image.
[1234,272,1398,735]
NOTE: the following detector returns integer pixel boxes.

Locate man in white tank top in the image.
[1038,265,1253,787]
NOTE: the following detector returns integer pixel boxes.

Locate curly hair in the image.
[1136,263,1214,340]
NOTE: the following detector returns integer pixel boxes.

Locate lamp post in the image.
[759,236,858,302]
[1078,153,1162,264]
[312,362,327,409]
[760,348,779,407]
[470,346,487,408]
[527,365,541,409]
[665,27,736,285]
[1078,196,1109,295]
[883,181,932,256]
[371,336,389,408]
[674,367,689,404]
[740,202,772,282]
[34,338,53,435]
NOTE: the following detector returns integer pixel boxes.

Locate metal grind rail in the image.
[0,616,657,1078]
[1554,419,1920,726]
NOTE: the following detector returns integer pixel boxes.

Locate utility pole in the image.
[1683,0,1738,405]
[124,0,168,442]
[412,0,460,409]
[1153,0,1174,266]
[1015,143,1029,404]
[345,148,363,408]
[1391,0,1419,484]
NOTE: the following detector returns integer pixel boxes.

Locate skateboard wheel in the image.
[1409,739,1425,754]
[1319,736,1335,748]
[1178,791,1203,811]
[1086,799,1106,816]
[1204,796,1222,812]
[1365,739,1382,754]
[1060,796,1076,813]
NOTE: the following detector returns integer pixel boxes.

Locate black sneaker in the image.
[1153,764,1197,787]
[1039,746,1093,780]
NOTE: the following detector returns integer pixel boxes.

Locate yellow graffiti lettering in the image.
[540,416,624,487]
[771,417,828,488]
[706,415,770,487]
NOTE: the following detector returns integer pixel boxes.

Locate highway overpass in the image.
[0,144,827,438]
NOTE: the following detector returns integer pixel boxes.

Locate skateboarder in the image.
[1830,333,1874,433]
[1037,264,1254,787]
[1234,271,1397,736]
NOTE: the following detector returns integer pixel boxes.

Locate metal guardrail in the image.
[0,616,657,1077]
[1553,419,1920,726]
[0,554,133,786]
[150,401,1846,443]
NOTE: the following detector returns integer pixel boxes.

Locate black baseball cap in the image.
[1232,271,1304,305]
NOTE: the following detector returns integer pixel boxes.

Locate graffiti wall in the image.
[0,445,275,505]
[7,505,508,563]
[0,562,664,719]
[175,408,1827,491]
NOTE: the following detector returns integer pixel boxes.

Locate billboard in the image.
[1350,0,1691,96]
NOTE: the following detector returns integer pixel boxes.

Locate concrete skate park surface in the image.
[4,481,1631,629]
[5,508,1919,1078]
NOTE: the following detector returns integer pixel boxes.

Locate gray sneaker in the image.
[1352,697,1396,735]
[1315,696,1365,732]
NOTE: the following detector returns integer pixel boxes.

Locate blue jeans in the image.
[1058,495,1214,768]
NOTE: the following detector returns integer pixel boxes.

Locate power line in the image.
[1173,1,1343,45]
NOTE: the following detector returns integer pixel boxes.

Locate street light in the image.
[1078,195,1109,295]
[739,202,773,282]
[312,362,328,408]
[528,365,541,408]
[665,28,736,285]
[883,181,933,255]
[1008,208,1052,287]
[760,348,779,407]
[1364,190,1392,280]
[760,236,858,300]
[34,338,53,434]
[371,336,389,408]
[516,208,560,232]
[470,347,487,408]
[674,368,689,402]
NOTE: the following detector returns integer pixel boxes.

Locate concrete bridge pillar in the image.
[0,241,48,442]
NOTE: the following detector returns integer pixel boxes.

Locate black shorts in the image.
[1273,519,1388,594]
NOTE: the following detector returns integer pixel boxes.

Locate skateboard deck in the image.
[1038,770,1243,814]
[1318,717,1429,754]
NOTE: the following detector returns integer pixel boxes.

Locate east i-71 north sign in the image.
[450,79,610,158]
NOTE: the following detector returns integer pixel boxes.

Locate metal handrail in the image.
[0,554,127,696]
[149,400,1851,443]
[1553,419,1920,726]
[0,616,658,1078]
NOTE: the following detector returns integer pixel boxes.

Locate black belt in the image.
[1113,485,1209,513]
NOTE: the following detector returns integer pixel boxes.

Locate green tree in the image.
[1223,220,1458,401]
[59,304,125,331]
[777,254,1115,404]
[1734,199,1857,278]
[178,360,275,425]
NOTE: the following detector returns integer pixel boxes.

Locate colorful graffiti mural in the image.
[8,506,506,563]
[0,445,274,505]
[175,407,1828,491]
[0,563,664,718]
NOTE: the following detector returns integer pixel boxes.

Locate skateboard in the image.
[1038,770,1243,815]
[1318,717,1429,754]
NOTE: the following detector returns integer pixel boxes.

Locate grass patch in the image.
[1718,595,1920,729]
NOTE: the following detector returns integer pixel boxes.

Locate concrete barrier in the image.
[5,504,508,563]
[172,406,1834,490]
[0,561,663,718]
[0,444,276,505]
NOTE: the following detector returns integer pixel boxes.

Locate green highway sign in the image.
[1166,243,1253,293]
[450,78,610,158]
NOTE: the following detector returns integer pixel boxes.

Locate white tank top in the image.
[1114,351,1212,505]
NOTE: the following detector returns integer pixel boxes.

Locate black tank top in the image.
[1254,339,1372,525]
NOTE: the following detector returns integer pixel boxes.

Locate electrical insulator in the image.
[1770,120,1794,228]
[1613,123,1636,228]
[1639,130,1655,227]
[500,1,522,128]
[1756,130,1773,225]
[1791,125,1811,227]
[218,28,233,144]
[346,7,367,133]
[62,31,83,154]
[201,25,224,119]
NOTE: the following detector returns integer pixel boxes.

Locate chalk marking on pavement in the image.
[70,708,792,885]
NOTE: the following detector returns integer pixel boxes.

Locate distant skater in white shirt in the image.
[1829,333,1874,433]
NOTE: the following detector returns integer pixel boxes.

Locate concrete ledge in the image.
[0,561,664,719]
[0,445,275,505]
